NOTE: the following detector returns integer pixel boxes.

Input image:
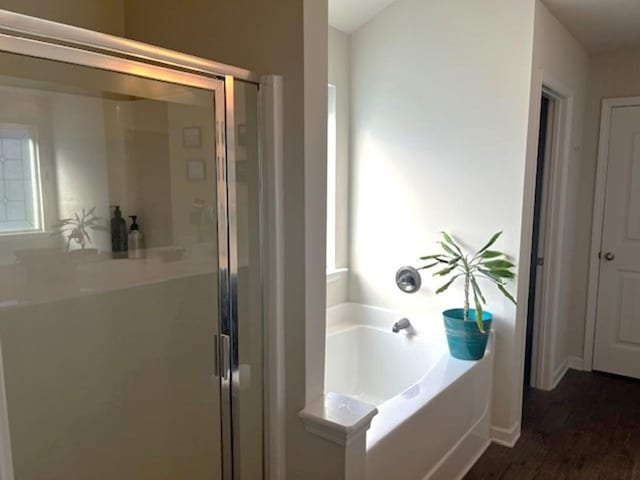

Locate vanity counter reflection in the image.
[0,243,217,309]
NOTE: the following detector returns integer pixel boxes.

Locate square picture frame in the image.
[186,158,206,181]
[183,126,202,148]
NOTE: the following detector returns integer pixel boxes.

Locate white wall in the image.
[349,0,535,433]
[572,48,640,360]
[529,1,589,376]
[327,26,351,307]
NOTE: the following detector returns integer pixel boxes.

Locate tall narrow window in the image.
[327,84,337,273]
[0,125,42,234]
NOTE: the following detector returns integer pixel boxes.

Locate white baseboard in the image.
[551,358,569,390]
[567,356,584,371]
[490,422,520,447]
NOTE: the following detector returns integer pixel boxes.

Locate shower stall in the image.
[0,10,270,480]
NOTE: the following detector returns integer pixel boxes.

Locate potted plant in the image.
[418,231,517,360]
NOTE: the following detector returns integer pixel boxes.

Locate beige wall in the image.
[0,0,124,35]
[531,1,589,372]
[327,26,351,307]
[572,48,640,358]
[122,1,337,477]
[349,0,535,433]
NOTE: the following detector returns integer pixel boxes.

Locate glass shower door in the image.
[0,48,226,479]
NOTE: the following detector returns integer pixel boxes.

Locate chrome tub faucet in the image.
[392,318,411,333]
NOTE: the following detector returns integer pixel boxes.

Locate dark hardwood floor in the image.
[466,370,640,480]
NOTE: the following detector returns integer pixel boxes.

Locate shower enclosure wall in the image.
[0,10,267,480]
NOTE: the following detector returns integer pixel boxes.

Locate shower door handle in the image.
[220,334,230,381]
[213,333,231,380]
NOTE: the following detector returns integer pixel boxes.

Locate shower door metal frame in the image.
[0,9,264,480]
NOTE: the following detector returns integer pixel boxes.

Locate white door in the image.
[594,105,640,378]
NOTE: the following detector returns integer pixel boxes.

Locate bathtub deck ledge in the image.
[299,392,378,446]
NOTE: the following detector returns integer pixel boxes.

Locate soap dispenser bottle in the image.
[128,215,145,259]
[110,205,128,258]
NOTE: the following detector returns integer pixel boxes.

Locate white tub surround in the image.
[299,392,378,480]
[326,303,494,480]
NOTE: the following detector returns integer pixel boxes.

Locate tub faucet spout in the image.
[392,318,411,333]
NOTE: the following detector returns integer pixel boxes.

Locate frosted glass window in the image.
[0,126,41,234]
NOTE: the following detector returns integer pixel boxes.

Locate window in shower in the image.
[0,125,42,234]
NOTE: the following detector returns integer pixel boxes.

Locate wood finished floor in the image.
[465,370,640,480]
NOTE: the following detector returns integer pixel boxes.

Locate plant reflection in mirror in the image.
[52,207,108,252]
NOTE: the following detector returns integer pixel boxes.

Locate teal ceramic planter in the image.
[443,308,492,360]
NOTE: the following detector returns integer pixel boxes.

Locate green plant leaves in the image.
[417,262,439,270]
[471,277,486,304]
[478,268,503,284]
[418,230,517,314]
[472,287,485,333]
[476,231,503,256]
[480,250,503,259]
[497,283,517,305]
[434,264,458,277]
[441,231,463,255]
[489,269,516,279]
[436,275,460,294]
[439,241,458,257]
[419,254,443,260]
[482,259,515,269]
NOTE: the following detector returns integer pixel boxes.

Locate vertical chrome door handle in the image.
[213,333,231,380]
[220,334,230,380]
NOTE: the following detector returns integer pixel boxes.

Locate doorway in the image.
[524,92,556,388]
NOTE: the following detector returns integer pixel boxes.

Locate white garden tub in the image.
[326,303,493,480]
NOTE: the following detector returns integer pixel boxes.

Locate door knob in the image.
[603,252,615,261]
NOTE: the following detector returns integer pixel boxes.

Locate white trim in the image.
[513,66,543,432]
[568,356,584,371]
[551,357,569,390]
[490,421,521,448]
[298,392,378,447]
[516,67,577,410]
[327,267,348,283]
[303,0,328,404]
[536,78,574,391]
[261,75,286,480]
[326,84,337,273]
[0,337,14,480]
[583,96,640,372]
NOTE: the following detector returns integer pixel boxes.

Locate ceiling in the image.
[329,0,399,34]
[542,0,640,53]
